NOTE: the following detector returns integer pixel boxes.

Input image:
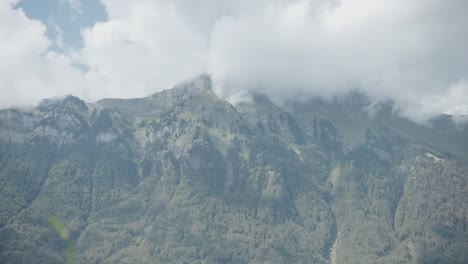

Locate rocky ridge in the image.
[0,76,467,263]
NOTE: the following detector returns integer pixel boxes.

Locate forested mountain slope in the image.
[0,76,467,263]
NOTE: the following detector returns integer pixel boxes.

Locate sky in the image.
[1,0,468,122]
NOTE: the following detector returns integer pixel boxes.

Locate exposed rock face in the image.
[0,76,467,263]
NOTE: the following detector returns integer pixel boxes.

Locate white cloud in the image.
[75,0,208,99]
[400,80,468,122]
[208,0,468,121]
[1,0,467,122]
[0,0,86,107]
[1,0,207,106]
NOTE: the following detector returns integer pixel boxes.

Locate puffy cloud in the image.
[75,0,208,99]
[0,0,85,107]
[1,0,467,122]
[1,0,207,106]
[400,80,468,122]
[208,0,468,121]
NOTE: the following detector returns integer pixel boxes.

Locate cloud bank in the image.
[1,0,468,122]
[208,0,468,121]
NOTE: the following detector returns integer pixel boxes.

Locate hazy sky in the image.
[1,0,468,122]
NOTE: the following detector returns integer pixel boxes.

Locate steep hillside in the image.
[0,76,467,263]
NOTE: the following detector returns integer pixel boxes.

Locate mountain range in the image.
[0,76,467,263]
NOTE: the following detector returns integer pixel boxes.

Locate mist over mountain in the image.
[0,76,467,263]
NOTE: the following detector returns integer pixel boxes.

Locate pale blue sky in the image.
[16,0,106,50]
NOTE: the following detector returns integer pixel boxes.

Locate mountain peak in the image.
[174,74,212,92]
[155,74,212,98]
[38,95,88,113]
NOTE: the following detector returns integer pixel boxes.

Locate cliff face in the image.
[0,76,467,263]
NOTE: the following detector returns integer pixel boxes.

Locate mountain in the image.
[0,76,467,263]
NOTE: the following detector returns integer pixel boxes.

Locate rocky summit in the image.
[0,76,467,263]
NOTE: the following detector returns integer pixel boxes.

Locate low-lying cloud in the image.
[208,0,468,121]
[1,0,468,122]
